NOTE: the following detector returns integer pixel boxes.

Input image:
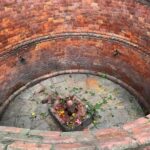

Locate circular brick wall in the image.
[0,0,150,149]
[0,0,150,110]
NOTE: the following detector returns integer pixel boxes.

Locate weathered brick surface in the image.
[54,143,96,150]
[0,0,149,53]
[129,122,150,145]
[0,0,149,115]
[61,131,95,142]
[123,117,149,130]
[30,130,60,138]
[42,136,76,144]
[0,0,149,149]
[0,37,149,115]
[0,116,149,150]
[123,117,150,145]
[7,141,52,150]
[95,128,138,149]
[0,126,23,134]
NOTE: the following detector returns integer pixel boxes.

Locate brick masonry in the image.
[1,35,150,113]
[0,114,149,150]
[0,0,149,109]
[0,0,150,149]
[0,0,149,53]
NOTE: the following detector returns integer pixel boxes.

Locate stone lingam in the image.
[46,94,92,131]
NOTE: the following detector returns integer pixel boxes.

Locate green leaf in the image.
[101,73,107,79]
[95,103,101,109]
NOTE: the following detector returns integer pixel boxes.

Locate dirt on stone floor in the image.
[0,74,144,131]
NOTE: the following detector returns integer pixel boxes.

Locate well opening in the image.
[0,70,148,131]
[0,32,150,131]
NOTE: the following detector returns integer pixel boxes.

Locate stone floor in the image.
[0,73,144,131]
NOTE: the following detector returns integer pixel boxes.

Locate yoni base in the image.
[48,108,92,132]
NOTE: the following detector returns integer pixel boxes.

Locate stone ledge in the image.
[0,115,150,150]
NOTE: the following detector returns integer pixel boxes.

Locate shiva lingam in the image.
[47,94,92,131]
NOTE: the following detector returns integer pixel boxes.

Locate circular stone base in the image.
[0,73,144,131]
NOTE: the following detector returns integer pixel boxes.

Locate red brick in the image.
[0,126,23,134]
[123,117,149,131]
[42,136,76,144]
[54,143,95,150]
[0,0,149,110]
[130,122,150,145]
[61,130,94,142]
[7,141,51,150]
[0,3,149,150]
[95,128,137,150]
[29,130,77,144]
[30,130,60,138]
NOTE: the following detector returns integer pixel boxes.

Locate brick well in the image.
[0,0,149,149]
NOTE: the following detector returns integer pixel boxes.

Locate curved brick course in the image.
[0,0,150,149]
[1,35,150,113]
[0,115,150,150]
[0,0,149,107]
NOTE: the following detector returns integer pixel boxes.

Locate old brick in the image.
[1,18,12,28]
[43,22,53,32]
[8,35,21,44]
[16,126,74,145]
[95,128,138,150]
[30,130,60,138]
[0,126,23,134]
[53,19,64,24]
[0,1,149,149]
[76,15,86,26]
[54,143,96,150]
[7,141,51,150]
[130,122,150,145]
[0,0,149,54]
[123,117,149,131]
[61,131,94,142]
[91,3,99,10]
[42,136,76,144]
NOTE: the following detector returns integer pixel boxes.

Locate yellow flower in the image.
[58,110,65,116]
[93,120,97,124]
[31,112,36,118]
[72,113,76,117]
